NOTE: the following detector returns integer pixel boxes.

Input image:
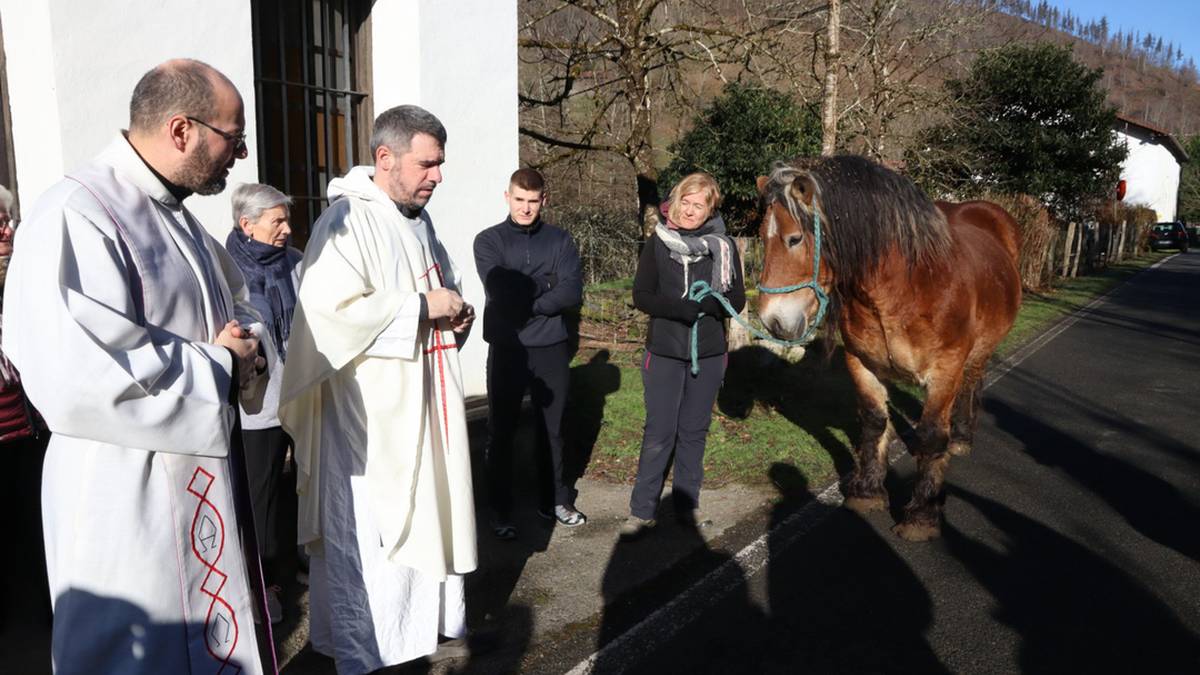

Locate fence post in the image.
[1061,221,1076,277]
[1103,222,1114,267]
[1069,222,1084,277]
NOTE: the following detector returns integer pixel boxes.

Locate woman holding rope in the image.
[621,172,745,538]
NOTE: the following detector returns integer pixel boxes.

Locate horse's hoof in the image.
[948,441,971,457]
[892,520,941,542]
[844,494,889,514]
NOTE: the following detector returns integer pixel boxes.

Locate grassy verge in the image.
[566,252,1173,490]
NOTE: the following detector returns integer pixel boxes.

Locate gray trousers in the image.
[629,352,726,520]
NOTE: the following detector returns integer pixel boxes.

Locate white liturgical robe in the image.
[280,166,477,673]
[2,136,269,675]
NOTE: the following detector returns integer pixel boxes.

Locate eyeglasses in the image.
[186,116,247,154]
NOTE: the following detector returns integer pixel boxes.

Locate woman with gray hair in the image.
[225,182,302,624]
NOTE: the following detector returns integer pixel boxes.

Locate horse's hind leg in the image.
[893,368,962,542]
[842,352,894,514]
[948,368,983,457]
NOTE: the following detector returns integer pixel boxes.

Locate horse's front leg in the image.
[893,368,962,541]
[842,351,895,514]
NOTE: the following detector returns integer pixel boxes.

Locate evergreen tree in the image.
[660,83,822,233]
[908,43,1126,219]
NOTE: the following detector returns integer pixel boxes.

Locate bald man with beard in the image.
[2,59,272,674]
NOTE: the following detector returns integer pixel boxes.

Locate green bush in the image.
[660,83,821,234]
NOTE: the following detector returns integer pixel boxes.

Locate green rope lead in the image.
[686,210,830,375]
[686,278,827,375]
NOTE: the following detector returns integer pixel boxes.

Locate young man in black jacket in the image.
[474,168,585,539]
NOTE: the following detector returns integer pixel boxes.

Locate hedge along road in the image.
[557,251,1200,674]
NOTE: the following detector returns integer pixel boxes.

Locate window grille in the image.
[251,0,372,246]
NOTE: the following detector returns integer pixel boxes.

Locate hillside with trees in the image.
[517,0,1196,281]
[990,0,1199,138]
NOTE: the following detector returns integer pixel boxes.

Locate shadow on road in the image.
[998,367,1199,470]
[592,493,767,674]
[589,463,948,674]
[946,486,1200,672]
[989,397,1200,563]
[759,463,948,675]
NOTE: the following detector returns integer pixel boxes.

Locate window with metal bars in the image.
[251,0,372,247]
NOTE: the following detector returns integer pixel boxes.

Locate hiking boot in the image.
[619,516,657,538]
[252,586,283,625]
[266,586,283,625]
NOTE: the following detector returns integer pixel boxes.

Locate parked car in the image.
[1148,222,1190,252]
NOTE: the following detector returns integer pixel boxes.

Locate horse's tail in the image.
[940,200,1021,264]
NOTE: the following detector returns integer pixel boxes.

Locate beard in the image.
[177,136,229,196]
[396,186,434,218]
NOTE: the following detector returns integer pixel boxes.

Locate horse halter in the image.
[683,206,830,375]
[757,208,830,345]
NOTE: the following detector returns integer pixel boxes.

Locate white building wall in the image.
[2,0,517,397]
[0,1,63,212]
[0,0,259,236]
[1118,128,1181,222]
[373,1,519,397]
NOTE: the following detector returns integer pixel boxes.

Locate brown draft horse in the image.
[756,156,1022,541]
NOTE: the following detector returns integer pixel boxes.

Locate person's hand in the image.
[449,303,475,334]
[679,300,702,324]
[426,288,464,320]
[699,296,724,317]
[215,320,264,387]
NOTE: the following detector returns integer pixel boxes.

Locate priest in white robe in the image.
[280,104,478,673]
[2,60,272,674]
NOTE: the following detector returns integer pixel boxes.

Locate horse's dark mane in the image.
[762,155,951,282]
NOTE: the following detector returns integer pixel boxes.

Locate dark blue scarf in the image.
[225,228,298,361]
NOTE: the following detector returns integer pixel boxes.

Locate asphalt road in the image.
[564,252,1200,674]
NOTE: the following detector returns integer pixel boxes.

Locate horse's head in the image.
[756,167,833,342]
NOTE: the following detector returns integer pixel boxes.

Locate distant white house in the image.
[1114,113,1189,222]
[0,0,519,397]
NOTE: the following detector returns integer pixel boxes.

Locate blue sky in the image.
[1045,1,1200,66]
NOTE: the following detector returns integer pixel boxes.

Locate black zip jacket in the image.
[632,221,746,360]
[474,217,583,347]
